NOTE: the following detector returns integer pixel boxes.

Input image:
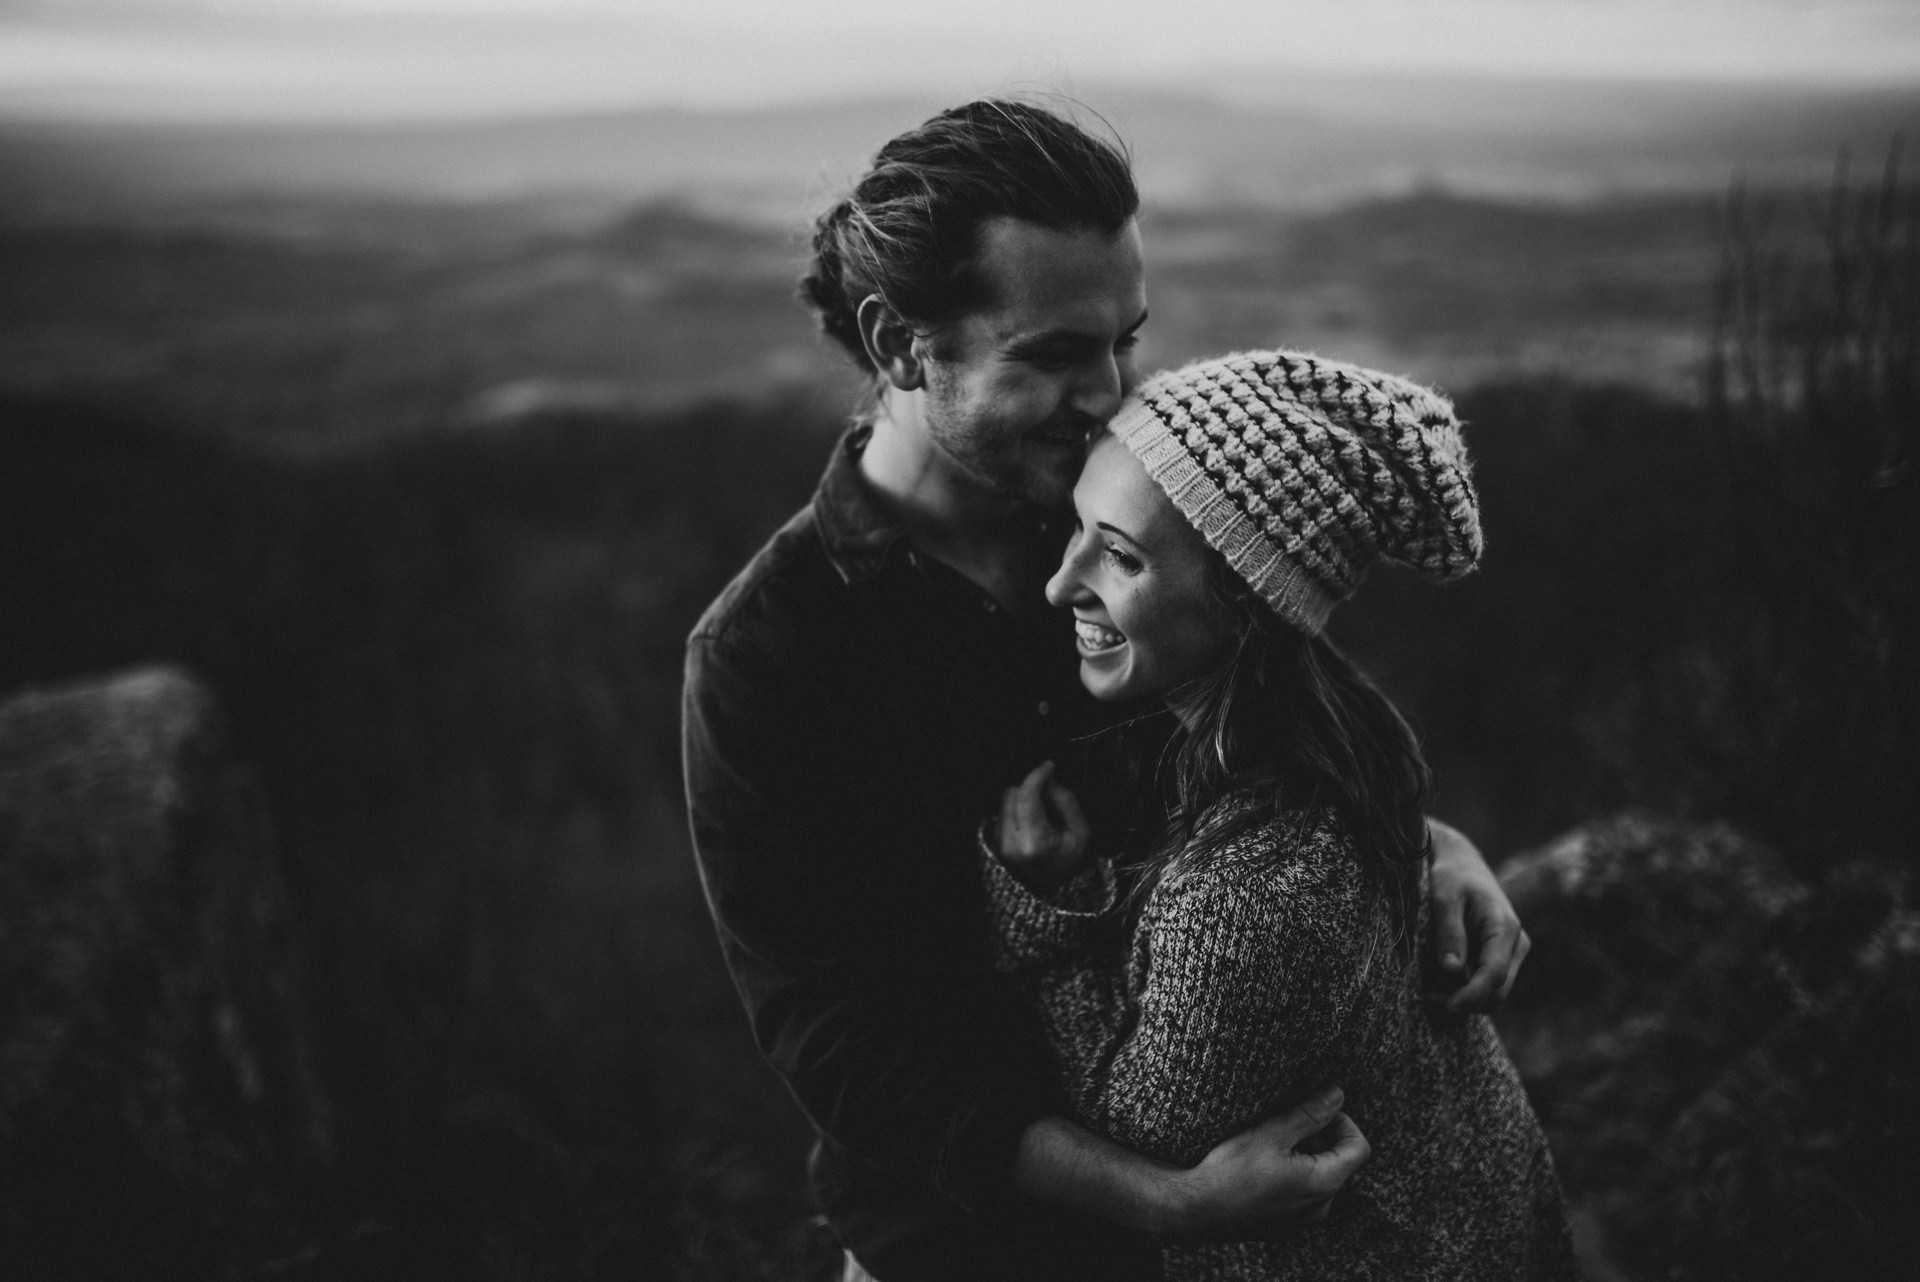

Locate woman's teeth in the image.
[1075,619,1124,651]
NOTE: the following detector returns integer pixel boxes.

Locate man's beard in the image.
[933,409,1098,509]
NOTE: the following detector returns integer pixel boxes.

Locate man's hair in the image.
[801,99,1139,370]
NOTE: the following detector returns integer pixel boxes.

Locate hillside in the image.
[0,190,1731,444]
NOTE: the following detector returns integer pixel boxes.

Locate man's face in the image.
[915,217,1148,509]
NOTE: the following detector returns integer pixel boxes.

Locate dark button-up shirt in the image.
[682,426,1148,1278]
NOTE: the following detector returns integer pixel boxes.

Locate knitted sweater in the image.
[982,801,1577,1280]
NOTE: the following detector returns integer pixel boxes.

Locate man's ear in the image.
[856,294,926,391]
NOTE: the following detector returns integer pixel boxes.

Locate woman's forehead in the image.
[1079,434,1203,556]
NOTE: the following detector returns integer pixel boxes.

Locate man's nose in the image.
[1070,354,1125,423]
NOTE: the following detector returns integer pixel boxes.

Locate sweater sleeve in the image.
[1037,820,1378,1169]
[977,831,1120,972]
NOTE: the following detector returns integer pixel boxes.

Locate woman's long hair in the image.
[1123,553,1434,947]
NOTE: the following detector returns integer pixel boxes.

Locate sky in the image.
[2,0,1918,123]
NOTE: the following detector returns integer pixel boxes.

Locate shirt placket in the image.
[906,552,1066,781]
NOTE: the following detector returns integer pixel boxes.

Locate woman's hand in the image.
[992,760,1092,892]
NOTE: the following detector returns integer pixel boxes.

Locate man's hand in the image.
[1426,817,1530,1013]
[1011,1087,1370,1241]
[991,760,1092,891]
[1157,1085,1369,1239]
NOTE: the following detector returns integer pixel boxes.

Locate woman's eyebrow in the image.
[1095,519,1148,550]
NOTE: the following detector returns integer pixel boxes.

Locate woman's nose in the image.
[1045,537,1092,609]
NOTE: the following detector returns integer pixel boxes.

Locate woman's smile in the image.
[1046,433,1228,704]
[1074,617,1126,654]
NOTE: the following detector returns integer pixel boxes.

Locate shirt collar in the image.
[812,421,914,584]
[811,419,1073,588]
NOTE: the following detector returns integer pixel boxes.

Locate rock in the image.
[1498,815,1920,1281]
[0,666,329,1271]
[1497,816,1808,1078]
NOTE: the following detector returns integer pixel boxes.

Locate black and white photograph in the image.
[1,2,1916,1278]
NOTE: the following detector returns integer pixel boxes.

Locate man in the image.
[682,100,1529,1280]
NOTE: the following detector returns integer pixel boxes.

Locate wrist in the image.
[1133,1161,1197,1239]
[1013,1117,1195,1238]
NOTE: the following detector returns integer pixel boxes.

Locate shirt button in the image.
[1037,701,1051,717]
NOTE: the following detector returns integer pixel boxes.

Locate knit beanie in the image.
[1107,349,1483,635]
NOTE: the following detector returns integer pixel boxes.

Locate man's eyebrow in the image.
[1009,308,1150,350]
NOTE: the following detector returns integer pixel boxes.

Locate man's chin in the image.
[1017,479,1076,511]
[1007,460,1081,509]
[966,464,1074,510]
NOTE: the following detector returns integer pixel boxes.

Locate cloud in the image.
[2,0,1915,123]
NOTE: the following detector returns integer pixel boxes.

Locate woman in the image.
[982,349,1577,1279]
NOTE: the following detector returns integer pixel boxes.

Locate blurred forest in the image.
[2,119,1918,1279]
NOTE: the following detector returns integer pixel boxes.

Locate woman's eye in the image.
[1103,544,1141,573]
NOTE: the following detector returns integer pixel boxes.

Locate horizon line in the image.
[4,68,1919,132]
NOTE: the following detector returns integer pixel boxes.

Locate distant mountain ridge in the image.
[3,77,1914,220]
[0,187,1726,443]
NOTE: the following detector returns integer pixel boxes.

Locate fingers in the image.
[1299,1111,1370,1190]
[1496,929,1532,1004]
[1178,1096,1368,1239]
[1022,759,1057,789]
[1000,763,1062,859]
[1430,877,1468,975]
[1259,1083,1345,1149]
[996,785,1023,856]
[1046,781,1091,854]
[1014,762,1055,835]
[1446,909,1522,1013]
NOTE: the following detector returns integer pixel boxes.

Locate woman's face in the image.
[1046,433,1232,704]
